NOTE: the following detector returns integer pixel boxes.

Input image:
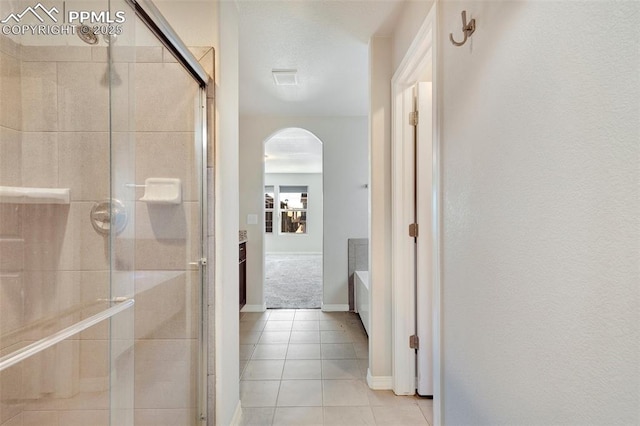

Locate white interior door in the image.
[415,82,433,396]
[393,85,418,394]
[391,82,434,396]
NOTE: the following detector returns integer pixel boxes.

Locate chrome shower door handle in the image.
[188,258,208,268]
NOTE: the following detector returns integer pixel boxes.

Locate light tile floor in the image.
[239,309,433,426]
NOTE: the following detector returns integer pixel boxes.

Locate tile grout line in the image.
[240,310,433,425]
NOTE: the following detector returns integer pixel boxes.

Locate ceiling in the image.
[238,0,404,116]
[264,128,323,174]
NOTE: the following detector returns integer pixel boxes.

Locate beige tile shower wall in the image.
[20,62,57,132]
[0,36,25,426]
[134,62,198,132]
[0,47,22,133]
[0,38,23,189]
[0,127,21,186]
[134,132,198,202]
[134,201,200,270]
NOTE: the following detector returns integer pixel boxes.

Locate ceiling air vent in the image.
[272,69,298,86]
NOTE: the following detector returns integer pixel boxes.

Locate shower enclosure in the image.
[0,0,209,424]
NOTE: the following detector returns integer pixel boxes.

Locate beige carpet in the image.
[265,254,322,308]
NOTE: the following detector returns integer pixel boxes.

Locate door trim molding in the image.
[241,303,267,312]
[390,2,441,424]
[321,303,349,312]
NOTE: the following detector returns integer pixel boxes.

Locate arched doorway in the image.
[263,127,323,308]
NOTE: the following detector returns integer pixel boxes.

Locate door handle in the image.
[188,258,208,267]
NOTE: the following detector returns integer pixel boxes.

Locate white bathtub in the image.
[354,270,370,336]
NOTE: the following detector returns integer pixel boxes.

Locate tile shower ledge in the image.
[0,186,70,204]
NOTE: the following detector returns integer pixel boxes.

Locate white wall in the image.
[365,0,433,387]
[437,1,639,423]
[238,116,266,310]
[213,2,240,424]
[153,0,218,49]
[364,0,433,388]
[265,173,323,254]
[392,0,433,71]
[239,116,368,309]
[368,36,393,381]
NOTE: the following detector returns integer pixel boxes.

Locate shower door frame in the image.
[123,0,211,423]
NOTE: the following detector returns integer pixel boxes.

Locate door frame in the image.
[390,2,442,424]
[260,128,325,310]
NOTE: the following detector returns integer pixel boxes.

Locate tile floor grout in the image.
[239,309,433,425]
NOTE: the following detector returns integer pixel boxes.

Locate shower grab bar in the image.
[1,297,125,344]
[0,298,134,373]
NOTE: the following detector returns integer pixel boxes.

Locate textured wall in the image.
[213,1,241,424]
[439,1,639,423]
[392,0,434,71]
[368,36,394,380]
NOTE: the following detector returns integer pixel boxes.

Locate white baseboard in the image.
[241,303,266,312]
[366,369,393,390]
[230,400,242,426]
[321,303,349,312]
[265,252,323,256]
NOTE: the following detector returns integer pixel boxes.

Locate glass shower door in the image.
[110,0,206,423]
[0,0,206,424]
[0,0,133,425]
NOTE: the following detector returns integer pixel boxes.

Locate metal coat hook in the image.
[449,10,476,47]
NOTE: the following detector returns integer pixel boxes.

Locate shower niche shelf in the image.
[139,178,182,204]
[0,186,70,204]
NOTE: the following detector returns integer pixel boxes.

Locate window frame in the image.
[264,185,275,234]
[278,185,308,235]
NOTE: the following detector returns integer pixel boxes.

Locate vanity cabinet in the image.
[239,242,246,309]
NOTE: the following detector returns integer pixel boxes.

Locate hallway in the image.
[239,309,433,425]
